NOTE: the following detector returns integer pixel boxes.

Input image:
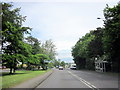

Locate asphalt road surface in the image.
[35,68,119,89]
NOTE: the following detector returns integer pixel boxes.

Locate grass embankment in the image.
[2,69,50,88]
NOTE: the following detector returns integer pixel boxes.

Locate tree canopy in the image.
[2,3,57,73]
[102,3,120,72]
[72,2,120,72]
[2,2,31,73]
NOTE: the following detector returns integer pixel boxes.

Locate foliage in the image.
[25,36,42,55]
[87,28,104,58]
[60,61,65,68]
[42,39,57,60]
[72,3,120,72]
[53,59,60,68]
[2,2,31,74]
[52,59,65,68]
[35,54,50,70]
[72,32,95,69]
[102,3,120,72]
[47,62,54,68]
[1,2,57,74]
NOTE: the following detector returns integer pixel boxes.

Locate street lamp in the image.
[97,17,105,20]
[97,17,101,19]
[97,17,105,26]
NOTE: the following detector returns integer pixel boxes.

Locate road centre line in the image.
[68,71,99,90]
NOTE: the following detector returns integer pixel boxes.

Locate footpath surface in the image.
[12,70,53,88]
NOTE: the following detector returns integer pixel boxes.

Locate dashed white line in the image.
[68,71,99,90]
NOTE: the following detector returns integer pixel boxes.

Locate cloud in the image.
[61,57,74,63]
[56,49,74,63]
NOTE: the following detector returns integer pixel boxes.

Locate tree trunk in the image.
[10,67,12,74]
[13,67,16,73]
[13,58,16,73]
[27,62,30,70]
[38,66,40,70]
[21,61,24,69]
[42,65,45,70]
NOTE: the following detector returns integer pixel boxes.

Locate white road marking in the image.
[68,71,99,90]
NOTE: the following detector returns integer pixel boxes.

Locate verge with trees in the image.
[72,2,120,72]
[1,2,57,74]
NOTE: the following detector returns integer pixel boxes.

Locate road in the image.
[35,69,118,89]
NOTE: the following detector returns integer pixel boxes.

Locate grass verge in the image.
[2,69,51,88]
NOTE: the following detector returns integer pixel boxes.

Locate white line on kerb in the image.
[68,71,99,90]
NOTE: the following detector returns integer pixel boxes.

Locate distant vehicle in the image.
[59,66,63,70]
[70,64,76,70]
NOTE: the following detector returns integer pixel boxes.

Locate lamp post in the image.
[97,17,105,27]
[97,17,104,19]
[97,17,101,19]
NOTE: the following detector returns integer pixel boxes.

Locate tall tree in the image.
[103,3,120,72]
[72,32,95,69]
[87,28,104,58]
[42,39,57,60]
[85,28,104,70]
[2,3,31,74]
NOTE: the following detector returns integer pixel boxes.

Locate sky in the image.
[2,0,119,63]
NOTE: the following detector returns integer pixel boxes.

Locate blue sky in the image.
[3,0,119,63]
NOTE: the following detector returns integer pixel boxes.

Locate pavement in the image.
[12,70,53,88]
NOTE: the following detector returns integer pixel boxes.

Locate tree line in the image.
[1,3,58,74]
[72,2,120,72]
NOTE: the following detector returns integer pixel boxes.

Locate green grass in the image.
[0,76,2,89]
[2,69,50,88]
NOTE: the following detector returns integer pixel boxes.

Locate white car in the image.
[70,64,76,70]
[59,66,63,70]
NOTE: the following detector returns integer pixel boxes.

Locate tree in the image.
[72,32,95,70]
[25,36,42,55]
[47,62,54,68]
[2,3,31,74]
[60,61,65,68]
[25,36,57,70]
[86,28,104,70]
[53,59,61,68]
[87,28,104,58]
[36,54,50,70]
[42,39,57,60]
[19,42,33,69]
[71,2,120,72]
[103,3,120,72]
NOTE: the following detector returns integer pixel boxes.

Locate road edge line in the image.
[68,71,99,90]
